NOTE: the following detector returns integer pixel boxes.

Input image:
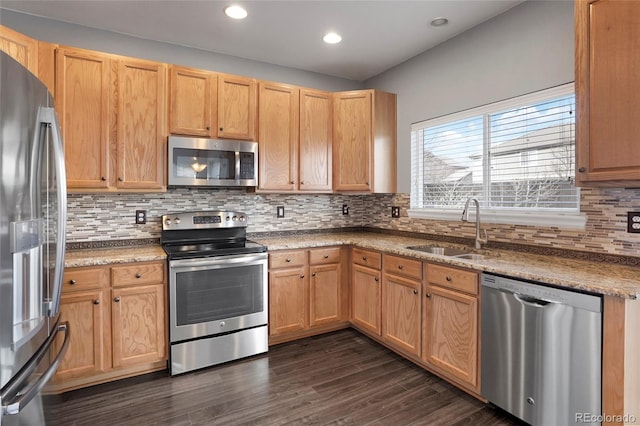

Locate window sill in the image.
[407,208,586,230]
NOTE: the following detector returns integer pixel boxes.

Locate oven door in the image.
[168,252,268,343]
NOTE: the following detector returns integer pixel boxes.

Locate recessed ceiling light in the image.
[430,17,449,27]
[323,32,342,44]
[225,5,247,20]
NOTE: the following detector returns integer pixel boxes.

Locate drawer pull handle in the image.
[362,256,367,261]
[398,265,404,270]
[446,276,452,282]
[69,279,77,285]
[286,258,292,263]
[93,299,100,305]
[413,289,418,295]
[114,297,121,303]
[300,274,305,279]
[323,255,329,259]
[135,273,142,278]
[426,293,431,298]
[312,273,316,277]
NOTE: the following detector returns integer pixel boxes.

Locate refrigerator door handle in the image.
[1,322,70,417]
[39,107,67,317]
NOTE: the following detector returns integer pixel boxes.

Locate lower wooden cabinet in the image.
[422,264,479,391]
[351,248,382,336]
[269,247,347,344]
[49,261,167,393]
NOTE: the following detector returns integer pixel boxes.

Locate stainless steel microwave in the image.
[168,136,258,187]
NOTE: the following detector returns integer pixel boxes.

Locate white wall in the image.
[0,8,361,92]
[365,0,574,193]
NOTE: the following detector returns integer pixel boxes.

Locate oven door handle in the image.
[169,253,267,269]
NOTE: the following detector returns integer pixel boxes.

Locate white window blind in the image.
[410,84,581,226]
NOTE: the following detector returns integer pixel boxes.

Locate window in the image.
[410,84,585,229]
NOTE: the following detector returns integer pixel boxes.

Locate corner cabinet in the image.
[422,264,479,392]
[575,0,640,186]
[0,24,38,75]
[333,90,396,193]
[56,46,167,192]
[49,261,167,393]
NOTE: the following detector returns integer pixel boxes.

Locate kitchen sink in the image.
[406,245,489,261]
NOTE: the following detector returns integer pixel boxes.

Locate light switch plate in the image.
[628,212,640,233]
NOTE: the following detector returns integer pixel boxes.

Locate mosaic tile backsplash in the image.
[67,187,640,257]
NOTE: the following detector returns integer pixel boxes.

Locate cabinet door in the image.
[218,74,257,140]
[0,25,38,75]
[310,263,341,327]
[422,284,478,389]
[258,82,299,191]
[351,264,381,336]
[299,89,332,191]
[111,284,166,368]
[116,59,166,190]
[56,47,111,189]
[169,66,217,137]
[576,0,640,184]
[333,91,372,191]
[53,289,107,381]
[383,274,421,356]
[269,267,308,336]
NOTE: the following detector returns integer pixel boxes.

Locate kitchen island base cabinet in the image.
[268,247,347,345]
[48,261,167,394]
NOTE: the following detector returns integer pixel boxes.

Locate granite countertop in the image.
[64,232,640,299]
[252,232,640,299]
[64,245,167,268]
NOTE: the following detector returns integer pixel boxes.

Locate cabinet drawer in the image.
[62,267,109,292]
[269,250,306,269]
[352,248,381,270]
[309,247,341,265]
[383,254,422,280]
[111,262,165,287]
[427,264,478,295]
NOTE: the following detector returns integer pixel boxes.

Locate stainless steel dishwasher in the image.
[481,273,602,426]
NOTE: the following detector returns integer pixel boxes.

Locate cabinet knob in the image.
[206,126,210,130]
[362,256,367,261]
[300,181,304,185]
[93,299,100,305]
[135,273,142,279]
[300,274,305,279]
[413,289,418,295]
[312,272,316,277]
[578,167,586,173]
[286,258,292,263]
[426,293,431,298]
[69,279,76,285]
[219,127,224,131]
[114,297,121,303]
[398,265,404,270]
[101,176,106,181]
[323,255,329,259]
[365,182,369,186]
[374,277,379,282]
[290,181,294,185]
[446,276,452,282]
[118,177,124,182]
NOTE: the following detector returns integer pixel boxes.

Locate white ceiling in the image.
[0,0,525,81]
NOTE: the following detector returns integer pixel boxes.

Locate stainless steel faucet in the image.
[461,197,488,249]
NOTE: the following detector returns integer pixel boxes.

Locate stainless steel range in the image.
[161,211,268,375]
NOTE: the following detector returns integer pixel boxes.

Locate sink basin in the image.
[451,253,486,261]
[406,245,470,257]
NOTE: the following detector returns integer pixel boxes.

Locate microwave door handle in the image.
[1,322,70,416]
[40,107,68,317]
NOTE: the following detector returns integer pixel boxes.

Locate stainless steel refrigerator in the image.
[0,51,70,425]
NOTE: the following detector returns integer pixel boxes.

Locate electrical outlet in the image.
[277,206,285,218]
[391,206,400,218]
[342,204,349,215]
[628,212,640,233]
[135,210,147,224]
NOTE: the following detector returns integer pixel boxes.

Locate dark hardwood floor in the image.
[44,329,524,426]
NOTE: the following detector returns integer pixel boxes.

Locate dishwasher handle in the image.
[513,292,557,308]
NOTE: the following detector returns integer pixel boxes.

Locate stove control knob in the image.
[232,216,238,221]
[165,219,172,226]
[175,217,181,224]
[225,216,231,221]
[239,215,246,222]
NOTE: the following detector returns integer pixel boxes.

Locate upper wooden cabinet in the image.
[333,90,396,193]
[115,58,166,190]
[575,0,640,186]
[56,47,111,190]
[258,82,299,191]
[169,65,217,137]
[299,89,332,191]
[56,47,166,192]
[217,73,257,141]
[0,25,38,75]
